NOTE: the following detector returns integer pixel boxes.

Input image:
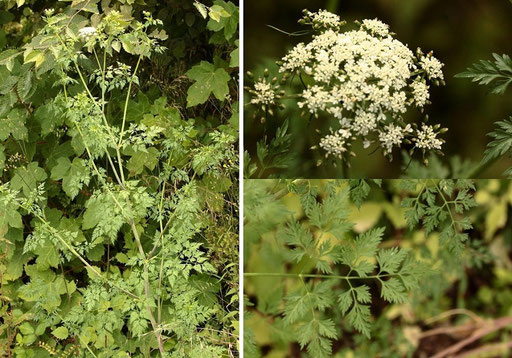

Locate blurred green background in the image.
[244,0,512,178]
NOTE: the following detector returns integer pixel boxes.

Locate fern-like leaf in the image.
[456,53,512,95]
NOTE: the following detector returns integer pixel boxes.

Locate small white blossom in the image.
[411,81,430,107]
[319,128,352,158]
[280,43,311,73]
[420,55,444,80]
[361,19,390,37]
[379,124,412,154]
[78,26,97,40]
[415,124,443,150]
[305,9,342,29]
[298,85,331,114]
[251,80,276,105]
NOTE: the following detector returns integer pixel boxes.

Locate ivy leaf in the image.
[34,100,65,137]
[186,61,231,107]
[230,40,239,68]
[126,147,159,176]
[50,157,90,199]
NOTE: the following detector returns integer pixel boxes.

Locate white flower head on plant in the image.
[415,124,443,150]
[411,81,430,107]
[271,9,447,162]
[379,124,413,155]
[78,26,97,40]
[319,128,352,158]
[251,79,276,106]
[301,9,343,29]
[420,54,444,80]
[361,18,390,37]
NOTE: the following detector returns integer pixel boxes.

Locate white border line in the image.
[238,0,244,356]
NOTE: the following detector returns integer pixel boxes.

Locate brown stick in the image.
[431,316,512,358]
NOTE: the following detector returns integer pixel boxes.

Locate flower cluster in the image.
[78,26,97,40]
[248,9,447,163]
[245,70,285,121]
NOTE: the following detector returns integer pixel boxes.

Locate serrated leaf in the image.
[354,285,372,304]
[456,53,512,95]
[337,290,353,315]
[380,277,407,303]
[346,303,371,338]
[193,2,208,19]
[50,157,90,199]
[52,326,69,340]
[0,49,21,71]
[484,117,512,164]
[377,247,408,275]
[10,162,47,197]
[186,61,231,106]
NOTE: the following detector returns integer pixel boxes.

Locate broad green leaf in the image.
[10,162,47,197]
[186,61,231,107]
[0,108,28,141]
[208,4,230,22]
[0,49,21,71]
[50,157,90,199]
[52,326,69,340]
[24,50,45,68]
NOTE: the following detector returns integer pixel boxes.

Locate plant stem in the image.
[244,272,390,280]
[466,156,500,178]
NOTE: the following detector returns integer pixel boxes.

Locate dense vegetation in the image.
[244,179,512,357]
[0,0,239,357]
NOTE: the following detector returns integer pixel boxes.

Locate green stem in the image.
[467,156,500,178]
[118,55,142,148]
[244,272,390,280]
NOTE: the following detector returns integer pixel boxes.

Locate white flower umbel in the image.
[379,124,413,155]
[415,124,443,150]
[251,79,276,106]
[274,9,446,161]
[302,9,343,29]
[319,128,352,158]
[420,54,444,80]
[361,18,390,37]
[78,26,97,40]
[411,81,430,107]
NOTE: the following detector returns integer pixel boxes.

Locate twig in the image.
[431,316,512,358]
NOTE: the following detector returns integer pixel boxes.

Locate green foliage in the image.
[400,179,476,254]
[456,53,512,95]
[244,179,498,358]
[457,53,512,176]
[186,60,231,107]
[483,117,512,177]
[0,1,239,357]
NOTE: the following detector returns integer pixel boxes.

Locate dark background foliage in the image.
[244,0,512,178]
